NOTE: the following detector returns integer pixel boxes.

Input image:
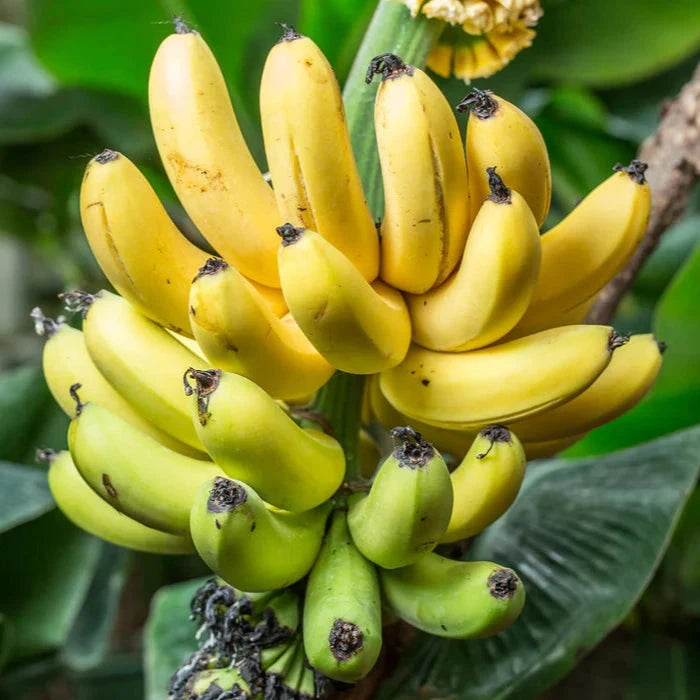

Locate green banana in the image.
[303,510,382,682]
[42,449,193,554]
[68,398,222,534]
[263,636,301,699]
[187,666,252,698]
[381,553,525,639]
[189,476,331,591]
[184,368,345,512]
[347,427,453,569]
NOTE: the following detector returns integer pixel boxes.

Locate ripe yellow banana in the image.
[80,149,209,336]
[509,333,663,442]
[379,325,623,430]
[189,476,330,591]
[513,160,651,335]
[68,289,205,451]
[34,310,202,457]
[42,449,194,554]
[522,433,586,460]
[189,258,334,402]
[68,400,222,534]
[348,427,453,568]
[277,225,411,374]
[303,510,382,682]
[149,21,281,287]
[381,554,526,639]
[368,53,469,293]
[408,168,541,351]
[505,294,596,340]
[368,375,476,459]
[459,88,551,226]
[440,426,526,543]
[184,369,345,512]
[260,26,379,282]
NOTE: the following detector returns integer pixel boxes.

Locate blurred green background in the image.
[0,1,698,698]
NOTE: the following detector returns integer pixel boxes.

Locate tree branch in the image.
[588,62,700,324]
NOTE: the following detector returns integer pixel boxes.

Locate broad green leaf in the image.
[0,509,102,663]
[566,240,700,457]
[0,22,55,96]
[525,0,700,87]
[61,545,131,672]
[0,461,54,533]
[144,577,206,700]
[377,426,700,699]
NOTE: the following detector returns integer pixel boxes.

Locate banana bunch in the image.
[34,17,664,692]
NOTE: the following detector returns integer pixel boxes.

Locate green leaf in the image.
[377,426,700,699]
[0,461,54,534]
[143,577,207,700]
[525,0,700,87]
[0,509,102,664]
[0,22,55,96]
[566,240,700,457]
[61,545,131,672]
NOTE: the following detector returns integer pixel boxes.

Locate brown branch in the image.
[588,62,700,324]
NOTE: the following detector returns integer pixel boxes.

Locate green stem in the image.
[311,372,366,483]
[342,0,446,218]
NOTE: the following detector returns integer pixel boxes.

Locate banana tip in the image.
[207,476,247,513]
[456,88,497,119]
[328,618,364,661]
[93,149,119,165]
[487,569,519,600]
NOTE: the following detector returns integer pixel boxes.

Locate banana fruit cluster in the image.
[34,18,663,695]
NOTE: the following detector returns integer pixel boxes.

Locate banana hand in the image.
[184,368,345,512]
[408,167,541,351]
[459,88,551,226]
[441,426,526,543]
[381,553,525,639]
[189,258,334,402]
[189,476,330,591]
[42,449,193,554]
[260,26,379,281]
[380,326,623,430]
[368,53,469,293]
[277,225,411,374]
[348,427,453,568]
[68,400,222,534]
[303,510,382,683]
[149,21,281,287]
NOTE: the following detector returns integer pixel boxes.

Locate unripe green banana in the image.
[381,553,525,638]
[184,368,345,512]
[441,426,526,543]
[263,637,300,699]
[303,510,382,682]
[42,449,194,554]
[190,476,331,591]
[347,427,453,569]
[187,666,252,698]
[68,399,222,534]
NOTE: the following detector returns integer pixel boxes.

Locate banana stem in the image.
[342,0,445,218]
[311,372,366,482]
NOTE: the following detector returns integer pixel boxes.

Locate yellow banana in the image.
[189,476,330,591]
[303,510,382,682]
[440,426,526,543]
[260,26,379,282]
[184,368,345,512]
[513,161,651,335]
[33,309,202,457]
[368,53,469,293]
[459,88,551,226]
[379,325,623,429]
[348,427,453,568]
[522,433,586,460]
[66,289,205,451]
[505,294,596,340]
[277,225,411,374]
[68,400,222,534]
[189,258,334,402]
[509,333,663,442]
[408,168,541,351]
[368,375,476,459]
[80,149,209,336]
[149,21,281,287]
[42,449,194,554]
[381,554,525,639]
